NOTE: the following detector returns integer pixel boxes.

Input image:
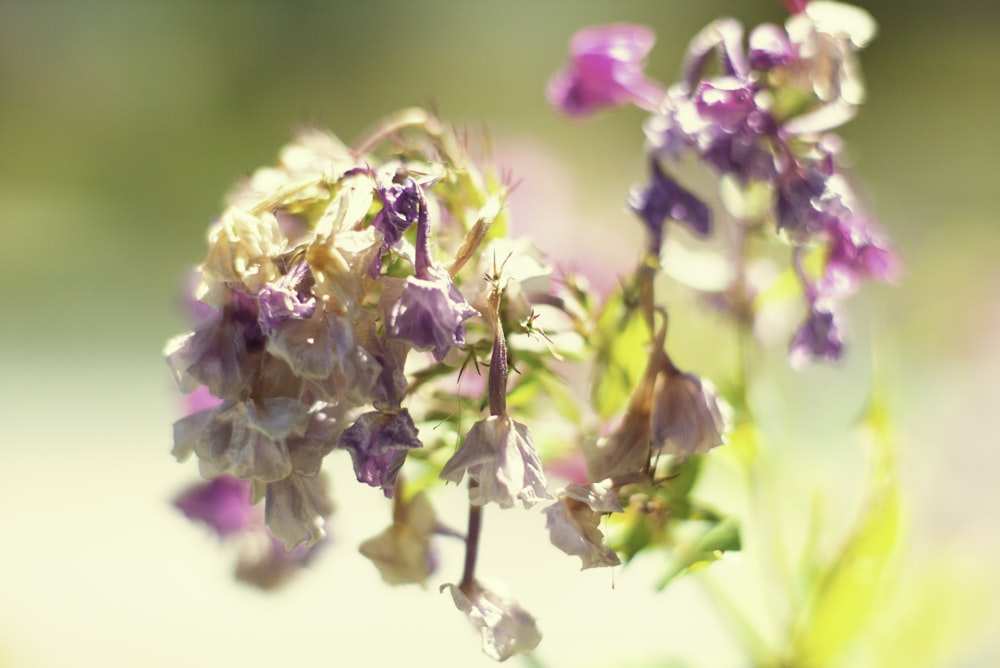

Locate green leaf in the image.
[791,395,901,667]
[591,290,651,421]
[655,517,741,590]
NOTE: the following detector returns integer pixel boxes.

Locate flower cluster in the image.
[550,1,900,365]
[165,1,899,662]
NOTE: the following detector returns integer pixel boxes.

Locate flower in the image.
[264,472,334,549]
[173,475,255,537]
[338,410,422,497]
[256,261,316,335]
[386,265,480,362]
[629,158,712,245]
[442,582,542,661]
[439,416,549,509]
[171,397,310,483]
[544,480,622,570]
[789,302,844,367]
[234,528,328,590]
[651,368,726,462]
[547,24,663,116]
[820,213,901,297]
[359,491,437,586]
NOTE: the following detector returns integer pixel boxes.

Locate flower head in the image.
[548,24,663,116]
[439,416,549,509]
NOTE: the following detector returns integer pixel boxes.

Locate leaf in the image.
[591,290,651,421]
[655,517,741,590]
[790,395,901,667]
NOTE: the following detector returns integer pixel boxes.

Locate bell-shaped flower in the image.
[386,264,480,362]
[548,23,663,116]
[544,480,622,570]
[439,416,549,509]
[172,397,309,483]
[338,410,422,496]
[651,367,726,463]
[264,471,333,549]
[359,491,437,586]
[441,581,542,662]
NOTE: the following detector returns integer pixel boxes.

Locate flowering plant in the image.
[165,1,908,664]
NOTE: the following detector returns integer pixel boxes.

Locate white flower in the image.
[442,582,541,662]
[544,480,622,570]
[439,416,549,509]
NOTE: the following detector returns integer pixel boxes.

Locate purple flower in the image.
[693,78,778,182]
[386,265,480,362]
[165,291,265,400]
[680,18,749,91]
[439,416,550,509]
[373,176,425,246]
[338,410,422,497]
[821,214,901,297]
[749,23,796,71]
[789,303,844,368]
[629,159,711,246]
[547,24,663,117]
[256,262,316,335]
[776,169,840,239]
[173,476,255,537]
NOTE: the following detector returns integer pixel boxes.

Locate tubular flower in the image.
[359,491,437,586]
[386,264,480,362]
[547,23,663,116]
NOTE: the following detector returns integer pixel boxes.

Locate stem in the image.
[459,493,483,591]
[486,278,508,417]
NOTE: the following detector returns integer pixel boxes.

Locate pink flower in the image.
[548,24,663,116]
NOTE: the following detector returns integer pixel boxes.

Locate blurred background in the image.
[1,0,997,666]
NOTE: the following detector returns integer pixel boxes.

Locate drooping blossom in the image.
[544,480,622,570]
[441,582,542,662]
[651,367,726,462]
[387,264,480,362]
[359,491,437,586]
[338,410,422,497]
[439,416,549,509]
[820,213,901,297]
[547,24,663,116]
